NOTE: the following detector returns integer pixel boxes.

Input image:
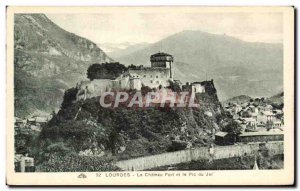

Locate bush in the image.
[37,153,119,172]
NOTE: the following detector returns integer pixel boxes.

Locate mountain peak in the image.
[117,30,283,101]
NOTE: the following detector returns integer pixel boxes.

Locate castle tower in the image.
[150,52,174,79]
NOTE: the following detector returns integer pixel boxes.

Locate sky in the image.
[46,12,283,45]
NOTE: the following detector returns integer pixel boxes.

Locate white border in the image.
[1,0,298,190]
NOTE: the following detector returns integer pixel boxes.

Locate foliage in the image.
[40,119,108,152]
[61,87,78,108]
[37,86,227,164]
[167,80,182,92]
[127,64,143,70]
[14,62,64,117]
[271,103,284,110]
[221,120,243,142]
[141,85,153,96]
[87,62,127,80]
[37,153,119,172]
[15,127,40,155]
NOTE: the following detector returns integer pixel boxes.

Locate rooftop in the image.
[239,131,283,137]
[263,111,275,116]
[150,52,174,62]
[215,131,228,137]
[150,52,172,57]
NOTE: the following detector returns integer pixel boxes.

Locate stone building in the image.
[182,80,216,94]
[112,52,174,90]
[75,52,217,102]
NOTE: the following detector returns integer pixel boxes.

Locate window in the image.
[156,81,159,84]
[150,75,153,78]
[144,75,146,78]
[150,80,153,83]
[156,76,158,78]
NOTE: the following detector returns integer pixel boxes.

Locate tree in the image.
[222,120,243,143]
[87,62,127,80]
[168,80,182,92]
[141,85,152,96]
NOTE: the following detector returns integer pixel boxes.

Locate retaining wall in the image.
[115,142,284,171]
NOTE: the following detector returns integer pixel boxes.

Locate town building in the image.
[15,154,35,172]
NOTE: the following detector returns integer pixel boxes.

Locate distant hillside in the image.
[224,95,253,105]
[98,42,136,53]
[266,92,284,105]
[117,30,283,100]
[14,14,112,117]
[224,92,284,108]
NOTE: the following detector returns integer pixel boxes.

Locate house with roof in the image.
[241,117,258,132]
[272,120,283,129]
[257,110,276,125]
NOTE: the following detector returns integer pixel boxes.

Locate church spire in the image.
[253,156,259,170]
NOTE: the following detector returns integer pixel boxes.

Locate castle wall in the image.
[111,75,130,90]
[128,68,171,89]
[90,79,112,97]
[76,79,111,101]
[192,84,206,93]
[130,78,142,90]
[151,61,171,68]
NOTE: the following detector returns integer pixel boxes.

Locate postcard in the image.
[6,6,294,186]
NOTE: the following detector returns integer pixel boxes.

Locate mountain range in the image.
[14,14,112,117]
[113,30,283,101]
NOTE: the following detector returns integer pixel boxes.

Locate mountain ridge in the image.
[116,30,283,101]
[14,14,113,117]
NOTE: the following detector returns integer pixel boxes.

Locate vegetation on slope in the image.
[87,62,128,80]
[30,82,232,171]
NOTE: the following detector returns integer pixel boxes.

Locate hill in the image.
[14,14,112,117]
[117,30,283,101]
[266,92,284,109]
[31,81,235,171]
[266,92,284,103]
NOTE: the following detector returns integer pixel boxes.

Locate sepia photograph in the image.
[6,6,294,185]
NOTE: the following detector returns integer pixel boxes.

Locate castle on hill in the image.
[76,52,216,101]
[111,52,174,90]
